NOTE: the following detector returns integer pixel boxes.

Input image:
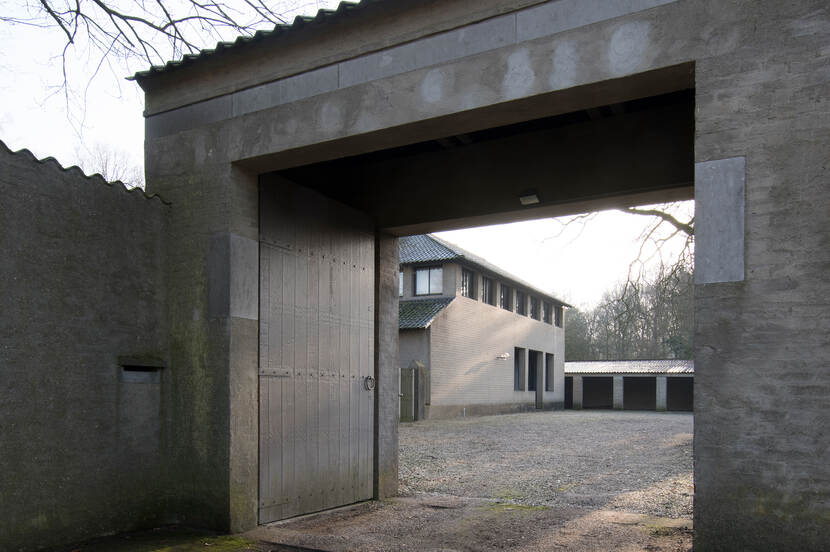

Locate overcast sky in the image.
[0,0,692,308]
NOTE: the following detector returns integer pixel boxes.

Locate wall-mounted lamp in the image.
[519,191,540,206]
[496,352,511,360]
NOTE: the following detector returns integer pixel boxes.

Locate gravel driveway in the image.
[399,410,693,518]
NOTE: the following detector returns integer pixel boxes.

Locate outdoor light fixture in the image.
[519,191,540,206]
[496,352,511,360]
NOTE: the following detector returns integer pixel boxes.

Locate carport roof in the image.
[565,360,694,375]
[399,297,454,329]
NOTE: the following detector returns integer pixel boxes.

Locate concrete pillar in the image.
[656,376,667,411]
[613,376,624,410]
[573,375,583,409]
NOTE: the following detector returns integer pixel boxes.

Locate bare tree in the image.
[75,141,144,188]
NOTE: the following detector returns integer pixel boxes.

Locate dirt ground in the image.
[56,411,693,552]
[250,410,693,552]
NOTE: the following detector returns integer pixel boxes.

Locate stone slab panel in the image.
[517,0,679,42]
[695,157,745,284]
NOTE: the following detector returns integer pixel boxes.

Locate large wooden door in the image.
[258,179,375,524]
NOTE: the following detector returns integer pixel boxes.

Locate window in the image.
[555,305,564,328]
[543,301,553,324]
[461,268,476,299]
[528,350,539,391]
[516,291,527,315]
[482,277,495,305]
[545,353,554,391]
[499,284,512,311]
[530,296,540,320]
[415,267,442,295]
[399,271,404,297]
[514,347,526,391]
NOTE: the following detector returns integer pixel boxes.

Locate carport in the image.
[565,360,693,411]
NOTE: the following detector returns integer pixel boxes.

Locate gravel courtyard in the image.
[399,410,694,519]
[252,410,694,551]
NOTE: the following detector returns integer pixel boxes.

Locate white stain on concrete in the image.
[550,40,578,89]
[503,49,536,99]
[320,101,344,134]
[421,69,445,104]
[609,21,651,76]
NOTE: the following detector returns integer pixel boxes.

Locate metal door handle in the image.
[364,375,376,391]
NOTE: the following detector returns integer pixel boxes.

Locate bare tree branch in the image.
[619,206,694,236]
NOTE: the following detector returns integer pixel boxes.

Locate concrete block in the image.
[338,14,515,89]
[695,157,745,284]
[281,64,340,105]
[146,94,231,139]
[656,376,667,411]
[517,0,679,42]
[229,234,259,321]
[572,375,583,409]
[232,81,281,117]
[613,375,624,410]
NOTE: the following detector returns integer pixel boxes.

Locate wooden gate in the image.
[258,179,375,524]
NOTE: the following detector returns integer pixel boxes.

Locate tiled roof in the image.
[399,297,454,329]
[131,1,375,81]
[565,360,694,375]
[400,234,571,307]
[399,234,461,263]
[0,140,167,203]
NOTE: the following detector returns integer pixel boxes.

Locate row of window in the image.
[514,348,555,392]
[461,267,563,327]
[400,265,563,327]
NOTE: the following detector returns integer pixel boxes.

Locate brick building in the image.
[398,234,569,418]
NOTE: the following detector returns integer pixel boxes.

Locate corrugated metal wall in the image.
[259,179,375,523]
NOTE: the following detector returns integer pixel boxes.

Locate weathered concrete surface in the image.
[0,143,169,550]
[375,233,400,499]
[137,0,830,549]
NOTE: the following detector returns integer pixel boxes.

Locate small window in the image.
[545,353,554,391]
[543,301,553,324]
[415,267,442,295]
[499,284,512,311]
[530,296,540,320]
[555,305,564,328]
[461,268,476,299]
[516,291,527,316]
[399,271,404,297]
[482,277,495,305]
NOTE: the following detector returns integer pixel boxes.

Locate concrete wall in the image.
[137,0,830,547]
[427,294,564,417]
[0,144,169,550]
[399,329,430,375]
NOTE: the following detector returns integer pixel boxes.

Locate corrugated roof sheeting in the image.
[131,1,375,81]
[399,297,454,329]
[565,360,694,374]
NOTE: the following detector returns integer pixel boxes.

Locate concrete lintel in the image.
[695,157,746,284]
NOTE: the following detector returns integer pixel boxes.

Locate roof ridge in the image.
[0,139,170,205]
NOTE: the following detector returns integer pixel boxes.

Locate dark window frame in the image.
[543,301,553,324]
[461,268,476,299]
[555,305,564,328]
[530,296,540,320]
[499,283,512,311]
[516,290,527,316]
[482,276,495,306]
